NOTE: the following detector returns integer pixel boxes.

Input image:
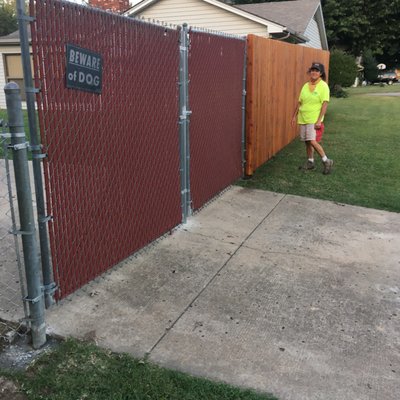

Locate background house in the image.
[89,0,130,13]
[124,0,309,44]
[0,28,33,109]
[124,0,328,49]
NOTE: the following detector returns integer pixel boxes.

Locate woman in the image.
[292,62,333,175]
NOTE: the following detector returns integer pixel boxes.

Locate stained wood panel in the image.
[246,35,330,175]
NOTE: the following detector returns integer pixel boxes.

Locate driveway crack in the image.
[146,194,287,356]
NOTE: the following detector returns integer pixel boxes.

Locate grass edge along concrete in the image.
[0,338,279,400]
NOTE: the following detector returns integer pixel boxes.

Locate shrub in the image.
[328,49,358,91]
[362,49,378,83]
[331,84,349,98]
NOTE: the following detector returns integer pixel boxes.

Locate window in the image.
[4,53,33,102]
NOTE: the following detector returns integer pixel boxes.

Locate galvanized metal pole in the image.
[5,82,46,349]
[16,0,56,307]
[183,26,192,218]
[179,23,192,222]
[241,43,247,175]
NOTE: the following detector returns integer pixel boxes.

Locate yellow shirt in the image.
[297,80,330,124]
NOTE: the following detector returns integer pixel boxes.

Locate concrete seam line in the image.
[146,194,287,356]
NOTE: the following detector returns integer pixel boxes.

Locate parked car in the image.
[374,70,398,85]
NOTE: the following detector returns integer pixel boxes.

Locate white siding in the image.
[302,17,322,49]
[136,0,269,36]
[0,51,7,110]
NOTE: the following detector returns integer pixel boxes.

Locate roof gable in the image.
[124,0,286,32]
[0,27,31,44]
[236,0,328,49]
[236,0,319,34]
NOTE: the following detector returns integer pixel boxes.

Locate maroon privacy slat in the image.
[31,0,181,298]
[189,31,245,210]
[31,0,246,299]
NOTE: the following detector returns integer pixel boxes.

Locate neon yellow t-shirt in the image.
[297,80,330,124]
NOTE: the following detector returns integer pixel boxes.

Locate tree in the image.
[321,0,370,55]
[321,0,400,66]
[328,49,358,90]
[366,1,400,67]
[0,0,18,37]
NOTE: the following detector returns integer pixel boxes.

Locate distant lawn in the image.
[0,339,278,400]
[0,108,31,159]
[346,82,400,95]
[237,85,400,213]
[0,108,30,133]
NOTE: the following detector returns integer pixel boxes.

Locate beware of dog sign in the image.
[66,44,102,94]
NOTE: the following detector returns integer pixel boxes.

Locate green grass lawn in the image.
[0,108,32,159]
[346,83,400,95]
[1,339,277,400]
[237,84,400,213]
[0,108,30,133]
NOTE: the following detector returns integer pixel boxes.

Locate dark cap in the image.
[309,62,325,73]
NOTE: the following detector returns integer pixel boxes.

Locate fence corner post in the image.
[242,41,247,176]
[179,22,192,223]
[4,82,46,349]
[17,0,56,308]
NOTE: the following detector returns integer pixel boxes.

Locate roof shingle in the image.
[235,0,320,35]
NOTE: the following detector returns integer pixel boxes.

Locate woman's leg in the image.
[306,141,314,159]
[299,141,315,170]
[309,140,326,158]
[310,140,333,174]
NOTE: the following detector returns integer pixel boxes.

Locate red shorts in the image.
[316,123,325,142]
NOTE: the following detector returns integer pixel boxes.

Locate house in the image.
[124,0,309,44]
[123,0,328,49]
[0,28,33,109]
[88,0,130,13]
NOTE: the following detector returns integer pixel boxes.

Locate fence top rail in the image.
[32,0,180,33]
[131,15,181,31]
[189,26,246,41]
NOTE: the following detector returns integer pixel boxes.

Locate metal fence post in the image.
[5,82,46,349]
[242,43,247,176]
[16,0,56,307]
[179,23,192,223]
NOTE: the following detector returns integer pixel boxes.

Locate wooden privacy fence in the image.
[245,35,330,176]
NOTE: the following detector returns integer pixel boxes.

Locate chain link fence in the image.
[188,30,245,210]
[0,2,247,331]
[29,0,246,300]
[32,0,183,299]
[0,126,29,344]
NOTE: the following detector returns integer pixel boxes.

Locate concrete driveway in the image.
[367,92,400,96]
[44,187,400,400]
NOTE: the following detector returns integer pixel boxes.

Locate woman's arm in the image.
[315,101,329,128]
[291,101,301,126]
